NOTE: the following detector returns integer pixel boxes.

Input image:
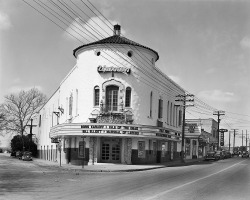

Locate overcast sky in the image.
[1,0,250,146]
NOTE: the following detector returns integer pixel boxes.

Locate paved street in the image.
[1,154,250,200]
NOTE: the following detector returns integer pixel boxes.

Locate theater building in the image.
[38,25,185,165]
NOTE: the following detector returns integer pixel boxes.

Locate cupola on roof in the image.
[73,25,159,61]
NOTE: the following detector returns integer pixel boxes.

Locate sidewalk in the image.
[32,157,205,172]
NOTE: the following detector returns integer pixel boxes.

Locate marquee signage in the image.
[97,65,131,74]
[220,132,224,146]
[80,124,138,135]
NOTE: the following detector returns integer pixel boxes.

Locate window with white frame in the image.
[149,92,153,118]
[94,86,100,106]
[106,85,119,111]
[167,101,169,124]
[125,87,131,107]
[158,99,163,118]
[69,93,73,117]
[170,103,173,126]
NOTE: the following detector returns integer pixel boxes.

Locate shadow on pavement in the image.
[168,160,214,167]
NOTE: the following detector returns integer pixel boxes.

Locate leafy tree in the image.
[11,135,37,156]
[0,88,46,150]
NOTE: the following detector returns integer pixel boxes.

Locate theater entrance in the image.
[101,138,121,163]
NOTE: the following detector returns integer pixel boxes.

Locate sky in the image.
[0,0,250,147]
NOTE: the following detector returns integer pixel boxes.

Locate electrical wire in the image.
[22,0,249,131]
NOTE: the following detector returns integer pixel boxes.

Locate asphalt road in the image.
[0,154,250,200]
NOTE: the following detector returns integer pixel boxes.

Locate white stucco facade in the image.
[38,25,185,165]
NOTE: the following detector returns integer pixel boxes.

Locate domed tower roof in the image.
[73,24,159,61]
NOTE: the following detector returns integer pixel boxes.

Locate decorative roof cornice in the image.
[73,35,159,61]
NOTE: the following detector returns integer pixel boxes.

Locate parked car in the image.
[16,151,23,159]
[21,151,33,161]
[242,151,249,158]
[224,151,232,159]
[0,148,3,153]
[10,151,16,157]
[215,151,225,160]
[204,151,219,161]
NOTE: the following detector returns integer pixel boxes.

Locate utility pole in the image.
[246,130,248,150]
[242,130,244,148]
[233,130,235,151]
[213,110,225,150]
[229,131,231,153]
[231,129,238,153]
[175,93,194,163]
[26,118,37,151]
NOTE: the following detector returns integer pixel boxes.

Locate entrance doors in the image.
[106,85,119,112]
[101,138,121,163]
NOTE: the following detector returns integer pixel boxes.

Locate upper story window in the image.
[158,99,163,118]
[125,87,131,107]
[149,92,153,118]
[94,86,100,106]
[39,115,41,127]
[213,129,216,138]
[106,85,119,111]
[167,101,170,124]
[179,110,182,126]
[69,94,73,116]
[170,103,173,125]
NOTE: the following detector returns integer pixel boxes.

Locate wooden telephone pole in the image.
[26,118,37,151]
[175,93,194,163]
[213,110,225,150]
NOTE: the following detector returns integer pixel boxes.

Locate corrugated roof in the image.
[73,35,159,61]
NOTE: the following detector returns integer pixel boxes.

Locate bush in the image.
[11,135,37,157]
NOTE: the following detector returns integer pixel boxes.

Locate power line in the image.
[22,0,250,131]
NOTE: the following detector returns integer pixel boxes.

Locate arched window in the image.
[39,115,41,127]
[158,99,163,118]
[176,106,178,127]
[170,103,173,126]
[150,92,153,118]
[167,101,169,124]
[94,86,100,106]
[106,85,119,111]
[125,87,131,107]
[173,104,175,126]
[69,93,73,116]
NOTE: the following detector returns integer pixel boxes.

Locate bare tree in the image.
[1,88,47,150]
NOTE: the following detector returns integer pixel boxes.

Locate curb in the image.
[31,158,204,173]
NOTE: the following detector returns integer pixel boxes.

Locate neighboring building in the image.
[184,118,218,159]
[38,25,185,165]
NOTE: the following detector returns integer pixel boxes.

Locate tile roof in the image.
[73,35,159,61]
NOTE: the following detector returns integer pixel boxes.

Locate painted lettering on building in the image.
[97,65,131,75]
